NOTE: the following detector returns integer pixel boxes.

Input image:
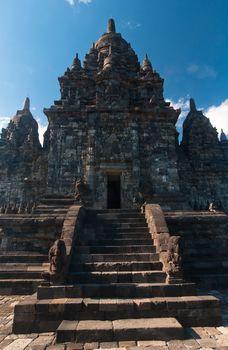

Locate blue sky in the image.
[0,0,227,142]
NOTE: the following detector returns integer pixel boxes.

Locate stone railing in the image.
[43,205,85,285]
[144,204,183,284]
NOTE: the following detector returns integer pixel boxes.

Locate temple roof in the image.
[94,18,139,71]
[11,97,38,130]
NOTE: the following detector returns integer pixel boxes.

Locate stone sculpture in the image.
[167,235,182,273]
[48,239,66,275]
[74,177,92,206]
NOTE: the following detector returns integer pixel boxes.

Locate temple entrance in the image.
[107,174,121,209]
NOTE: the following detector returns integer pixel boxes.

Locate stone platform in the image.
[0,290,228,349]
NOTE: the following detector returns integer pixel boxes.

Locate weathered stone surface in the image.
[112,317,184,341]
[76,320,113,342]
[2,292,228,350]
[2,338,33,350]
[0,97,44,205]
[165,211,228,288]
[179,98,228,213]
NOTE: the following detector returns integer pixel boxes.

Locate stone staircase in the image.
[0,197,73,294]
[13,207,221,343]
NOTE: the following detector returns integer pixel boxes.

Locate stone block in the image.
[83,298,100,311]
[99,299,117,312]
[56,320,78,343]
[65,298,83,313]
[113,317,184,341]
[76,320,113,342]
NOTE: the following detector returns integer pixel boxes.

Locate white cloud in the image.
[205,99,228,135]
[167,97,228,138]
[187,64,199,74]
[123,20,141,30]
[79,0,92,3]
[65,0,76,5]
[0,116,10,131]
[37,119,48,146]
[65,0,92,6]
[187,63,217,79]
[166,96,190,130]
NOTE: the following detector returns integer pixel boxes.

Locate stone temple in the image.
[1,18,228,212]
[0,19,228,344]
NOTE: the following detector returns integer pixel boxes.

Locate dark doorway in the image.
[107,174,121,209]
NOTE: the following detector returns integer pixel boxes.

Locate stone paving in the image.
[0,290,228,350]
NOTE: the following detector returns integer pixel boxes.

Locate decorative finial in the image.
[89,43,96,53]
[22,97,30,112]
[220,129,227,142]
[142,54,152,71]
[107,18,116,33]
[190,98,197,112]
[71,53,81,70]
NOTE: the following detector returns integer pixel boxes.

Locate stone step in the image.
[0,271,42,279]
[73,253,160,263]
[14,295,220,334]
[74,245,156,254]
[183,249,228,258]
[34,208,68,214]
[95,233,151,240]
[103,227,149,234]
[37,282,196,299]
[99,209,139,213]
[67,271,166,284]
[183,260,228,273]
[0,263,49,271]
[75,239,153,246]
[70,261,163,272]
[0,279,42,295]
[56,317,184,343]
[28,214,66,219]
[0,254,48,263]
[39,198,75,205]
[188,273,228,289]
[97,212,144,219]
[36,204,70,208]
[101,217,146,224]
[103,223,148,229]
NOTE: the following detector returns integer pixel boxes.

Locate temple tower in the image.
[44,19,181,208]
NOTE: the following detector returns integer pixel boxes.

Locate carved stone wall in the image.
[43,19,180,208]
[178,99,228,213]
[0,98,46,207]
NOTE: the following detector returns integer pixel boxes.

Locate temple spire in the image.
[107,18,116,33]
[142,54,152,71]
[190,98,197,112]
[220,129,227,142]
[22,97,30,112]
[71,53,81,70]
